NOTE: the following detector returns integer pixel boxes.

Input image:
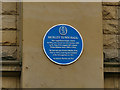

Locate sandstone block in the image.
[0,31,17,46]
[103,20,118,34]
[2,2,17,15]
[104,49,118,59]
[102,2,119,6]
[1,46,17,60]
[2,15,16,29]
[103,35,118,49]
[103,6,118,20]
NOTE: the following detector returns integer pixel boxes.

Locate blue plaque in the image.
[43,24,83,65]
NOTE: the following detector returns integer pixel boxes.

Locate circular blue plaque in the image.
[43,24,83,65]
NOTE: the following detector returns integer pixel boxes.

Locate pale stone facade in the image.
[1,2,120,62]
[0,2,120,89]
[1,2,119,62]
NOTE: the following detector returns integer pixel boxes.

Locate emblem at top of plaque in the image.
[59,26,67,35]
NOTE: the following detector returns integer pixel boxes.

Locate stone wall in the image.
[103,2,120,62]
[1,2,19,60]
[1,2,119,63]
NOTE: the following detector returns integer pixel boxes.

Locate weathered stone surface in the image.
[117,35,120,49]
[103,6,118,20]
[102,2,120,62]
[1,2,18,61]
[2,2,17,15]
[118,7,120,20]
[0,2,2,15]
[1,46,17,60]
[118,49,120,59]
[0,31,17,46]
[2,15,16,29]
[103,35,118,49]
[102,2,119,6]
[103,20,118,34]
[104,49,118,59]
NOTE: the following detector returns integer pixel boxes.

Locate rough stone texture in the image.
[2,2,17,15]
[103,35,117,49]
[104,49,118,60]
[102,2,119,6]
[103,20,118,34]
[1,2,18,61]
[0,2,2,15]
[103,2,119,62]
[2,15,16,29]
[0,31,17,46]
[117,35,120,49]
[103,6,118,20]
[1,46,17,60]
